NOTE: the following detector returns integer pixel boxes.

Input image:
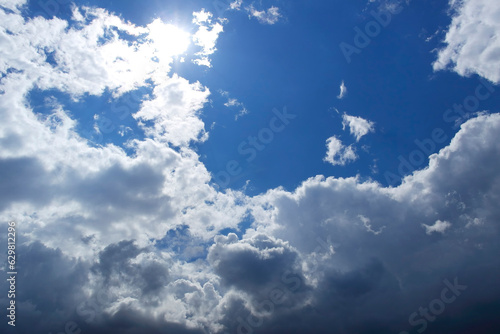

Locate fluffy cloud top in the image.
[0,4,243,255]
[434,0,500,83]
[248,113,500,333]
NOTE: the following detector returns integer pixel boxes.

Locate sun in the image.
[148,19,191,58]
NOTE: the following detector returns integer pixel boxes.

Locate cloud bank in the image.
[0,1,499,334]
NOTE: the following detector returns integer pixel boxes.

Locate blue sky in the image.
[19,0,500,195]
[28,0,500,195]
[1,0,500,333]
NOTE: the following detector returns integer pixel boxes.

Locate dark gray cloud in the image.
[68,163,170,217]
[0,157,53,210]
[2,115,500,334]
[0,241,89,334]
[208,234,303,293]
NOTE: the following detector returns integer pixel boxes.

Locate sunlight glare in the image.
[148,19,191,58]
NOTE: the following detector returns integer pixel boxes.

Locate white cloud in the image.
[337,80,347,99]
[246,5,282,25]
[0,4,244,258]
[0,6,193,97]
[244,112,500,332]
[0,0,27,12]
[220,90,249,120]
[224,98,240,107]
[72,6,85,21]
[342,113,375,142]
[2,3,500,334]
[324,136,358,166]
[133,74,210,146]
[192,8,212,25]
[422,220,452,235]
[230,0,243,11]
[434,0,500,83]
[192,10,224,67]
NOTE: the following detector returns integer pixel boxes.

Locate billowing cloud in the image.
[247,112,500,333]
[1,2,500,334]
[434,0,500,83]
[133,75,210,146]
[0,4,245,257]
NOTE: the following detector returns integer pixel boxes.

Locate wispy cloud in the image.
[423,220,452,235]
[337,80,348,99]
[229,0,243,10]
[246,5,282,25]
[220,90,249,120]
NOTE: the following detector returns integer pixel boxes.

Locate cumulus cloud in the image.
[323,136,358,166]
[0,3,245,255]
[434,0,500,83]
[208,234,302,295]
[133,75,210,146]
[192,8,213,25]
[192,9,224,67]
[342,112,375,141]
[1,2,500,334]
[247,113,500,333]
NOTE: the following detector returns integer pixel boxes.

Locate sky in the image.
[0,0,500,333]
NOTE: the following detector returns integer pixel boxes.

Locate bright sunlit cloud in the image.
[147,19,191,58]
[191,10,224,67]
